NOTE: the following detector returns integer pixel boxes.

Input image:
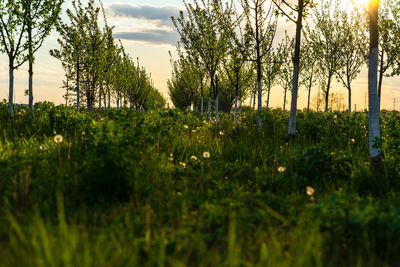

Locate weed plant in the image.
[0,103,400,266]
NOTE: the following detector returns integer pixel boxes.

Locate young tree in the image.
[335,9,367,112]
[368,0,382,162]
[276,34,294,111]
[51,0,87,110]
[300,31,318,112]
[239,0,277,126]
[264,48,282,110]
[0,1,29,115]
[23,0,63,113]
[306,0,342,112]
[172,0,229,123]
[272,0,315,137]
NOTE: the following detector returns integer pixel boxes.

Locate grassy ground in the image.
[1,102,400,266]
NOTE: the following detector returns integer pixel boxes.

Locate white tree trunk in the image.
[368,49,381,159]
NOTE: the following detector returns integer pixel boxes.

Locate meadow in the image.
[1,102,400,266]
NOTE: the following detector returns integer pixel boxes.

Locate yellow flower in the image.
[351,138,355,143]
[54,134,63,143]
[219,131,225,136]
[306,186,315,196]
[184,125,189,129]
[277,166,286,173]
[179,162,187,168]
[168,153,174,161]
[203,152,211,159]
[190,155,198,161]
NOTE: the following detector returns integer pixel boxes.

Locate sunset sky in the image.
[0,0,399,110]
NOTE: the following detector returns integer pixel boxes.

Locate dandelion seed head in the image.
[306,186,315,196]
[54,134,63,143]
[40,144,47,151]
[203,151,210,159]
[278,166,286,173]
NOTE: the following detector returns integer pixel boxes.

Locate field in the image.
[1,102,400,266]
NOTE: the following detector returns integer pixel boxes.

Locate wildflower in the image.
[82,131,86,135]
[277,166,286,173]
[54,134,63,143]
[219,131,224,136]
[190,155,198,161]
[179,162,187,168]
[168,153,174,162]
[351,138,355,143]
[176,192,182,196]
[306,186,315,196]
[192,129,196,133]
[39,144,47,151]
[203,151,210,159]
[184,125,189,129]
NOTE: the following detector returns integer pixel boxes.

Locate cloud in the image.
[113,29,179,46]
[107,4,181,26]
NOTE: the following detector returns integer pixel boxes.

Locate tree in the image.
[0,1,29,115]
[276,34,294,111]
[23,0,63,113]
[239,0,277,126]
[272,0,315,137]
[368,0,382,162]
[376,0,399,109]
[335,9,367,112]
[222,45,253,121]
[172,0,229,123]
[264,48,282,110]
[51,0,87,110]
[300,31,318,112]
[306,0,342,112]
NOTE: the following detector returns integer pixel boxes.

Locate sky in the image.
[0,0,399,110]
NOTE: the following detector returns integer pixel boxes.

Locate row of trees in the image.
[170,0,400,161]
[0,0,63,115]
[0,0,165,115]
[51,0,165,111]
[169,0,400,114]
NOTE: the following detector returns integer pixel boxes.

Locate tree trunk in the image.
[28,14,34,114]
[307,87,311,112]
[9,58,14,116]
[99,93,102,109]
[368,0,382,161]
[234,95,238,122]
[208,96,211,120]
[288,0,304,138]
[201,78,204,114]
[66,77,69,111]
[215,75,219,124]
[266,81,271,110]
[324,76,332,112]
[76,58,80,111]
[283,88,287,111]
[377,50,384,110]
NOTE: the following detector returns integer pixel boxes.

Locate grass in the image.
[0,102,400,266]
